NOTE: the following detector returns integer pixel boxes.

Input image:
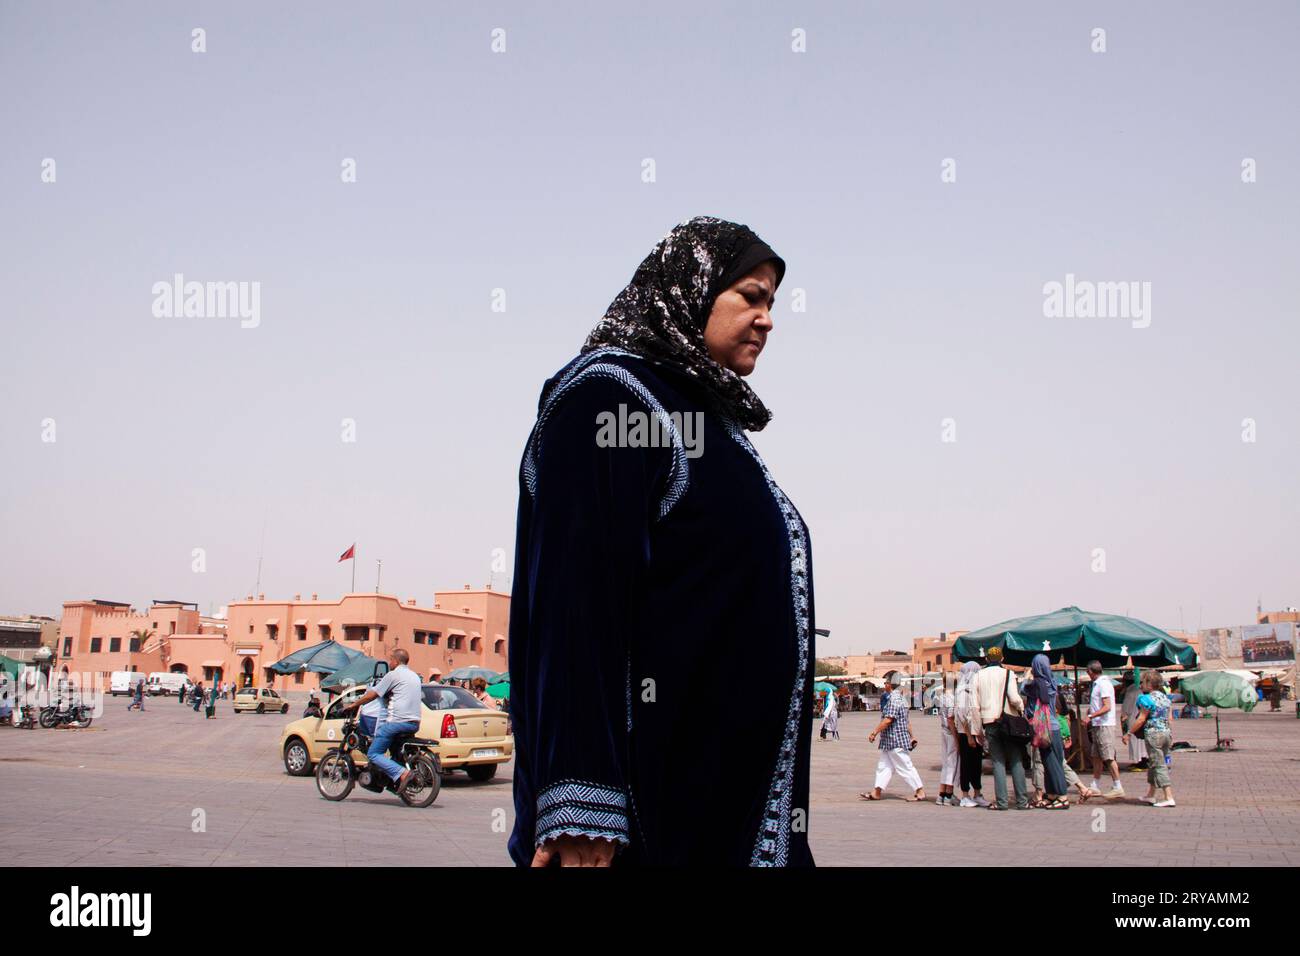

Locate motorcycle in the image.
[39,698,95,729]
[315,715,441,807]
[12,706,38,729]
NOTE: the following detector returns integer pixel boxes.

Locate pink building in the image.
[56,600,222,679]
[57,587,510,693]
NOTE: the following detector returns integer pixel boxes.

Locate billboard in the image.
[1240,623,1296,666]
[1199,627,1241,662]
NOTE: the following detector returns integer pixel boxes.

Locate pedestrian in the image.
[820,687,840,741]
[952,661,988,807]
[127,678,145,712]
[861,675,925,802]
[178,682,186,704]
[506,217,816,868]
[974,646,1030,811]
[469,677,496,709]
[205,682,218,719]
[1269,682,1282,712]
[1056,693,1099,801]
[1084,661,1125,799]
[1024,654,1068,809]
[1124,670,1176,807]
[935,678,958,805]
[191,681,204,712]
[1121,676,1149,769]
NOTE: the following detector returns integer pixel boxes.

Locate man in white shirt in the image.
[1085,660,1125,798]
[347,648,424,792]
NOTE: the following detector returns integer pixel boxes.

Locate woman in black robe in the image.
[508,216,815,867]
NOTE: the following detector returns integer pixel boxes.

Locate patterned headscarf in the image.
[582,215,787,432]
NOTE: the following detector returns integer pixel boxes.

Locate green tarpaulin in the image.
[953,606,1197,668]
[487,681,510,700]
[1179,671,1257,712]
[319,656,383,693]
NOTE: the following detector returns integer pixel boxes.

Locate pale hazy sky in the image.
[2,1,1297,654]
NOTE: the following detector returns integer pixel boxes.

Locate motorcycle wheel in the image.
[399,754,440,808]
[38,708,57,729]
[75,713,93,729]
[315,750,356,801]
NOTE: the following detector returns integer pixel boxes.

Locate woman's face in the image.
[703,260,778,376]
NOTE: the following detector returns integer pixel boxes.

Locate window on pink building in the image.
[90,638,102,653]
[109,638,121,652]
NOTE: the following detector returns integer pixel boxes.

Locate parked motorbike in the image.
[12,706,38,729]
[39,699,95,729]
[315,715,440,807]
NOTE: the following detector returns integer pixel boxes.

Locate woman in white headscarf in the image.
[819,687,839,740]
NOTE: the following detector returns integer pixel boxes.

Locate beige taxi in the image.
[234,686,290,714]
[279,683,512,781]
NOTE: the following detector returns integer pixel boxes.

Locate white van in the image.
[110,671,146,696]
[147,672,191,697]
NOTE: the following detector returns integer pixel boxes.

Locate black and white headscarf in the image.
[582,215,786,432]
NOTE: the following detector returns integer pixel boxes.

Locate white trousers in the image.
[875,748,924,793]
[939,731,959,787]
[1127,733,1148,762]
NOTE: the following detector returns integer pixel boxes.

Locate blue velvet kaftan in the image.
[507,348,816,866]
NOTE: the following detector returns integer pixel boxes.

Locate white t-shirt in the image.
[1090,676,1117,727]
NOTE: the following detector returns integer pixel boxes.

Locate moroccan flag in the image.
[338,544,355,562]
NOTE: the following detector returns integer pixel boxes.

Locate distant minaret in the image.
[1258,594,1263,621]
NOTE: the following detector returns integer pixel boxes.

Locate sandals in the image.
[859,792,883,801]
[1044,797,1070,810]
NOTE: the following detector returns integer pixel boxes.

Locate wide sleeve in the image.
[519,372,675,849]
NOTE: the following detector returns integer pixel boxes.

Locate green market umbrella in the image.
[0,653,24,680]
[319,655,384,693]
[445,666,501,682]
[953,606,1196,668]
[814,681,837,694]
[1179,670,1257,751]
[268,639,366,675]
[487,680,510,700]
[487,673,511,685]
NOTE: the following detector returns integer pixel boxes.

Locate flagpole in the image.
[351,549,356,593]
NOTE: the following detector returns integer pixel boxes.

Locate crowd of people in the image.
[848,648,1178,810]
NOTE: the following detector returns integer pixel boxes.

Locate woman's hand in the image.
[531,834,618,867]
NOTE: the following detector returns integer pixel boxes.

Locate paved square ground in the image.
[2,698,1297,865]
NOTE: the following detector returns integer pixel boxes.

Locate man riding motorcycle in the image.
[344,648,423,793]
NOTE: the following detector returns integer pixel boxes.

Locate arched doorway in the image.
[170,663,188,674]
[242,657,254,688]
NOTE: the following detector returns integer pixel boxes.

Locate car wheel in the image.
[283,738,312,776]
[281,704,289,714]
[256,703,265,714]
[466,764,498,782]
